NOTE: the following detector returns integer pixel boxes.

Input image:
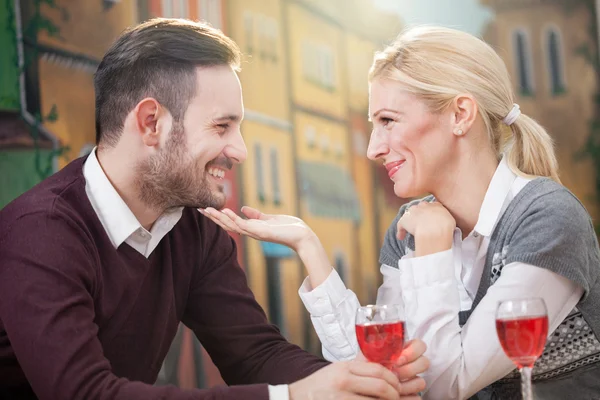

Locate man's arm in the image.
[0,213,269,400]
[182,214,329,386]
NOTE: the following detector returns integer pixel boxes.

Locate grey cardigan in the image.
[379,178,600,400]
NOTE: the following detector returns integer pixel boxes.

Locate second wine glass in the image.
[496,298,548,400]
[355,304,406,370]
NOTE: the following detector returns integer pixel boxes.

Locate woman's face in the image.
[367,78,457,199]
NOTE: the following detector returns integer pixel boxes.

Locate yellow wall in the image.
[38,0,137,166]
[293,109,356,289]
[287,3,347,120]
[345,34,376,112]
[239,118,302,343]
[349,128,379,304]
[229,0,403,349]
[344,33,380,303]
[229,0,303,344]
[294,111,349,168]
[228,0,290,121]
[39,61,95,168]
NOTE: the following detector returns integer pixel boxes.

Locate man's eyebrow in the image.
[213,114,242,123]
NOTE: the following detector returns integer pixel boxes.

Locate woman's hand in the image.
[200,206,333,287]
[200,206,316,252]
[397,202,456,257]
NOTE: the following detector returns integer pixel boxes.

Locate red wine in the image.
[355,321,405,368]
[496,316,549,368]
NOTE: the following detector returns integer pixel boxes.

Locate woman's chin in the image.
[393,182,420,200]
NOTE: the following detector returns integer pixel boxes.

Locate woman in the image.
[201,26,600,399]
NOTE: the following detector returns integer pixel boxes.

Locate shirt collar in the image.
[473,157,518,237]
[83,148,143,248]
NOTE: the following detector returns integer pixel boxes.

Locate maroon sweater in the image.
[0,158,328,400]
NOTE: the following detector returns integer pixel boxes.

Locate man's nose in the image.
[225,129,247,164]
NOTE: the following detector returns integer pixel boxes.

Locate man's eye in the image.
[217,124,229,131]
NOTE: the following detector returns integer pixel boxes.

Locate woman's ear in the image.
[451,94,478,137]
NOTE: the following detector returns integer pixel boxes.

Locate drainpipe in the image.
[14,0,60,173]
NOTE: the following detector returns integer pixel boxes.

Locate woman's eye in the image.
[381,117,394,127]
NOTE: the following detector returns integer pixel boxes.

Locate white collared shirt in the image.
[83,149,289,399]
[83,148,183,257]
[299,158,583,399]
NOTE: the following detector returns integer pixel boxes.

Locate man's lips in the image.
[385,160,405,178]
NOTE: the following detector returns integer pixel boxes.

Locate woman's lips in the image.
[385,160,405,179]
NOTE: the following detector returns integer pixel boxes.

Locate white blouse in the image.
[298,159,583,399]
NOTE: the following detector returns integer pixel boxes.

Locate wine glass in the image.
[496,298,549,400]
[355,304,406,370]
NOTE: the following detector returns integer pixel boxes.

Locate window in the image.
[254,143,265,202]
[257,17,278,61]
[268,20,278,61]
[137,0,150,21]
[162,0,174,17]
[513,29,534,96]
[334,254,347,284]
[302,41,316,80]
[244,11,254,54]
[334,142,344,158]
[176,0,188,18]
[353,130,367,155]
[319,46,335,89]
[304,125,316,148]
[258,15,269,59]
[270,148,281,205]
[200,0,221,29]
[302,41,336,90]
[266,256,285,331]
[546,27,566,95]
[320,135,329,153]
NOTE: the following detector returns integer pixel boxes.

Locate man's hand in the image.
[289,361,402,400]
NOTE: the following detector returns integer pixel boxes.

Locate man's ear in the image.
[134,98,171,147]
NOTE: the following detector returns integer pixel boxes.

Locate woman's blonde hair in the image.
[369,25,560,182]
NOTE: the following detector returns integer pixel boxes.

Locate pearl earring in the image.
[456,129,464,136]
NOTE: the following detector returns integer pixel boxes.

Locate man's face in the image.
[136,65,247,211]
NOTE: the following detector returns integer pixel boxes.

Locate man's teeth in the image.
[208,168,225,179]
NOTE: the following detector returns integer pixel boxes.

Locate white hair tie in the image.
[502,103,521,126]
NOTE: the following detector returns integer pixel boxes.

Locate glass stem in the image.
[520,366,533,400]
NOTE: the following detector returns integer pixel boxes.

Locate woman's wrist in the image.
[296,233,333,288]
[414,226,454,257]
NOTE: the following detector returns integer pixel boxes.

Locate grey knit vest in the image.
[379,178,600,399]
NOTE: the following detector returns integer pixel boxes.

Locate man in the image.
[0,19,428,399]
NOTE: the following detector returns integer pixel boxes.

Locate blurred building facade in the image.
[0,0,54,208]
[1,0,137,207]
[482,0,600,220]
[225,0,403,355]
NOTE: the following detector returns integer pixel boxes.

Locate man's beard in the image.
[134,124,227,211]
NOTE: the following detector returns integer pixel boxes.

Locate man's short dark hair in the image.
[94,18,241,147]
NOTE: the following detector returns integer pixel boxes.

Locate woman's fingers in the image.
[202,208,242,234]
[240,206,264,219]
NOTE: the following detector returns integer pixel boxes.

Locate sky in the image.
[372,0,494,37]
